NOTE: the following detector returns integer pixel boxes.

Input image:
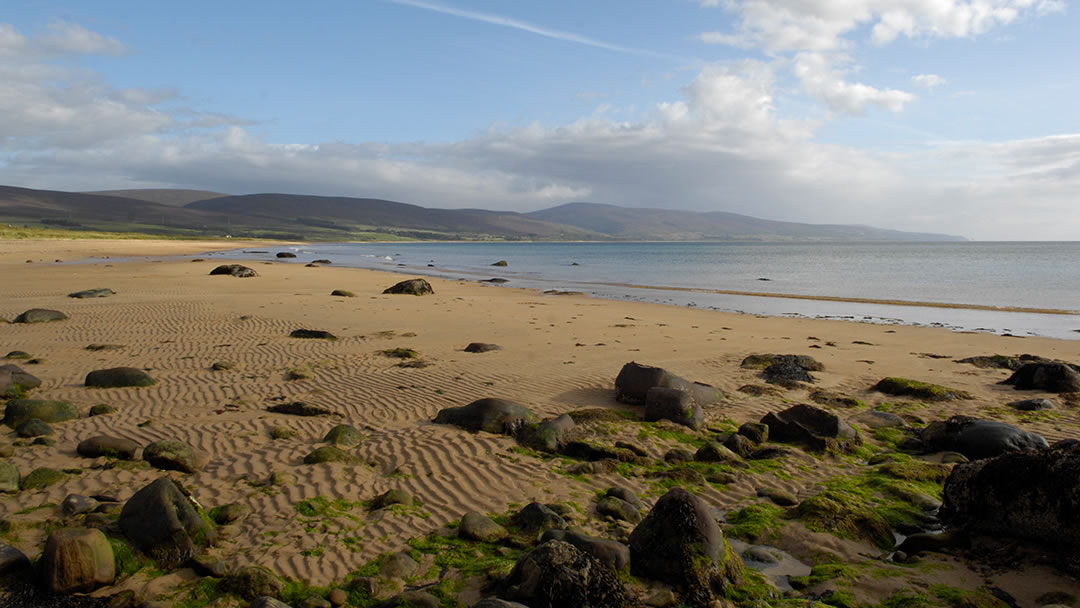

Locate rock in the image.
[143,439,209,473]
[760,355,819,385]
[119,478,216,568]
[61,494,100,516]
[3,351,31,360]
[20,467,65,490]
[88,404,117,416]
[0,443,11,458]
[328,589,347,606]
[742,546,780,564]
[3,399,79,427]
[605,487,643,510]
[565,460,618,475]
[210,361,235,371]
[303,446,357,465]
[276,252,296,258]
[210,502,251,525]
[614,362,720,405]
[300,596,331,608]
[0,364,41,398]
[941,443,1080,546]
[289,328,337,340]
[643,589,677,607]
[322,424,364,447]
[312,259,332,264]
[761,404,862,453]
[13,308,67,323]
[694,442,743,464]
[433,398,535,435]
[737,422,768,444]
[464,342,501,353]
[873,377,971,401]
[722,433,756,458]
[1007,398,1054,411]
[757,487,798,506]
[492,260,508,266]
[39,528,115,593]
[741,354,824,371]
[541,529,631,572]
[956,355,1024,370]
[596,496,641,523]
[628,487,744,605]
[0,543,30,575]
[251,598,291,608]
[795,490,894,549]
[561,441,636,462]
[268,401,334,417]
[269,426,296,440]
[269,471,297,486]
[380,551,418,579]
[380,591,441,608]
[15,418,52,438]
[895,530,969,556]
[383,278,434,295]
[921,415,1048,460]
[85,367,156,388]
[518,414,577,453]
[0,462,18,494]
[209,264,258,277]
[850,410,908,429]
[664,448,695,462]
[503,540,636,608]
[1001,361,1080,393]
[330,289,355,297]
[459,512,508,542]
[220,566,284,601]
[371,489,413,510]
[512,502,567,534]
[644,387,704,431]
[68,288,115,299]
[77,435,139,460]
[473,600,530,608]
[483,278,510,284]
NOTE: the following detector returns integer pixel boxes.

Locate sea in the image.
[210,241,1080,340]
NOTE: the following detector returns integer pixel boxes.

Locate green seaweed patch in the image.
[565,408,640,423]
[636,422,707,447]
[873,378,972,402]
[295,496,365,521]
[406,533,523,580]
[172,577,224,608]
[872,427,908,449]
[382,348,419,359]
[809,390,868,409]
[796,490,895,550]
[930,585,1012,608]
[789,561,857,590]
[724,502,786,541]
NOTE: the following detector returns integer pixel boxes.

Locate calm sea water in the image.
[213,241,1080,340]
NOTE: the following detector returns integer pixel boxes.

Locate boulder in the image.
[20,467,65,490]
[209,502,251,525]
[464,342,501,353]
[761,404,862,453]
[383,278,434,295]
[15,418,52,438]
[209,264,257,277]
[921,416,1048,460]
[502,540,637,608]
[760,355,819,385]
[77,435,139,460]
[3,399,78,427]
[267,401,334,416]
[540,529,630,572]
[143,439,209,473]
[61,494,100,516]
[370,489,413,510]
[276,252,296,258]
[1001,361,1080,393]
[322,424,364,447]
[119,478,216,568]
[722,433,756,458]
[694,442,743,464]
[741,354,824,371]
[491,260,508,266]
[381,591,441,608]
[643,387,703,430]
[88,404,117,416]
[39,528,115,593]
[941,443,1080,546]
[289,328,337,340]
[796,490,894,550]
[737,422,769,444]
[251,598,291,608]
[628,487,744,605]
[596,496,641,524]
[850,410,908,429]
[512,502,567,534]
[0,543,30,575]
[1007,398,1054,411]
[434,398,536,436]
[13,308,67,323]
[68,288,114,299]
[517,414,576,452]
[84,367,156,388]
[220,565,284,601]
[614,362,720,405]
[0,364,41,398]
[459,512,508,542]
[473,600,530,608]
[0,462,19,494]
[380,551,419,579]
[873,377,971,401]
[304,446,358,464]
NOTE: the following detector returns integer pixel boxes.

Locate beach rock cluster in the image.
[383,278,433,295]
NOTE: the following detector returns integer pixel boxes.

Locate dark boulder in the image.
[275,252,296,258]
[39,528,115,594]
[737,422,768,444]
[518,414,576,452]
[643,387,703,430]
[741,353,824,371]
[370,489,413,510]
[614,362,720,405]
[267,401,334,416]
[464,342,502,353]
[1007,398,1054,411]
[383,278,434,295]
[0,364,40,398]
[921,415,1048,460]
[142,439,209,473]
[289,328,337,340]
[628,487,744,606]
[512,502,567,534]
[0,543,30,575]
[540,529,630,572]
[119,478,216,568]
[596,495,641,524]
[3,399,78,427]
[761,357,815,385]
[722,433,756,458]
[433,398,535,436]
[85,367,156,388]
[220,565,284,601]
[491,260,508,266]
[209,264,257,277]
[13,308,67,323]
[502,540,638,608]
[941,443,1080,546]
[1001,361,1080,393]
[68,288,115,299]
[77,435,140,460]
[761,404,862,453]
[14,418,52,438]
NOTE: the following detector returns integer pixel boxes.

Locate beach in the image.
[1,239,1078,607]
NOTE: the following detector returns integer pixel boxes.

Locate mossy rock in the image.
[13,309,67,323]
[20,467,66,491]
[220,565,284,601]
[303,446,358,465]
[269,426,296,440]
[0,462,19,493]
[876,461,949,484]
[3,399,79,428]
[873,377,971,401]
[323,424,365,447]
[88,404,117,417]
[795,489,894,550]
[330,289,355,297]
[382,348,418,359]
[85,367,156,388]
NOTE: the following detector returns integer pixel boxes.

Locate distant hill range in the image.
[0,185,966,242]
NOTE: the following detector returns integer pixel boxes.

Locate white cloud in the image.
[793,53,916,113]
[911,73,947,90]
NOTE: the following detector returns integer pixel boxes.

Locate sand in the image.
[1,239,1078,606]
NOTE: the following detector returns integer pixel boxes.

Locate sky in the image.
[0,0,1077,240]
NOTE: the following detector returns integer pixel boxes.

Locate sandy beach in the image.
[1,239,1078,607]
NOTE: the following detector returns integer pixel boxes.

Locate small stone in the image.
[0,463,19,493]
[328,588,347,606]
[379,551,418,579]
[61,494,100,516]
[88,404,117,416]
[210,502,251,525]
[757,487,798,506]
[459,512,508,542]
[269,471,297,486]
[143,439,209,473]
[269,425,296,440]
[645,589,678,607]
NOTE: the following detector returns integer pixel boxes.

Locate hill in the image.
[82,189,230,206]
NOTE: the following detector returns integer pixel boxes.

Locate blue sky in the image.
[1,0,1077,239]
